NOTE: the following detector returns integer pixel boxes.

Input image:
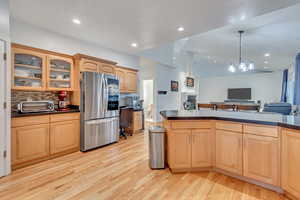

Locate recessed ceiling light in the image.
[264,53,270,57]
[131,43,138,47]
[177,27,184,32]
[240,15,246,21]
[72,18,81,24]
[264,61,269,64]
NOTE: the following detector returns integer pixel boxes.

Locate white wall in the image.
[10,19,140,69]
[198,72,283,105]
[0,0,11,176]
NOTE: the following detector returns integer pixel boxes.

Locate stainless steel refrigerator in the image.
[80,72,120,151]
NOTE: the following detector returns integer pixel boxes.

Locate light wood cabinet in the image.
[12,47,47,91]
[243,134,279,186]
[47,55,74,91]
[168,130,191,169]
[131,111,143,133]
[80,58,99,72]
[11,113,80,169]
[215,130,243,175]
[12,44,74,91]
[12,124,50,165]
[116,67,138,93]
[50,120,80,154]
[191,129,212,168]
[282,129,300,199]
[100,63,115,75]
[115,68,127,93]
[126,70,138,93]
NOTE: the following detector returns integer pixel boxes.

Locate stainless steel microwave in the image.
[17,101,55,113]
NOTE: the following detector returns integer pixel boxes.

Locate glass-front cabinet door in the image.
[47,55,73,91]
[12,48,46,90]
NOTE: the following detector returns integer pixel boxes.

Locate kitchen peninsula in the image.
[161,110,300,200]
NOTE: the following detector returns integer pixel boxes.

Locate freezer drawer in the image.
[81,117,119,151]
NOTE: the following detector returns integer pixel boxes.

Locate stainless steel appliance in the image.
[17,101,54,113]
[149,126,166,169]
[80,72,120,151]
[124,95,143,109]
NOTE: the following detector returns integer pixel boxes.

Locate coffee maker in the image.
[58,91,69,111]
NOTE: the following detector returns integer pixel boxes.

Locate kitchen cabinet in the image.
[12,44,74,91]
[132,111,143,132]
[50,120,80,154]
[47,55,74,91]
[100,63,115,75]
[215,130,243,175]
[116,67,138,93]
[243,134,279,186]
[168,130,191,169]
[12,47,47,91]
[115,68,126,93]
[282,129,300,199]
[11,113,80,169]
[12,124,50,165]
[191,129,212,168]
[79,58,99,72]
[126,70,138,93]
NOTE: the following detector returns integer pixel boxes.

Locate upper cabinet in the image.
[116,67,138,93]
[12,44,74,91]
[12,48,47,90]
[47,55,73,91]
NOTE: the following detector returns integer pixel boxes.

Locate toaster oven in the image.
[17,101,55,113]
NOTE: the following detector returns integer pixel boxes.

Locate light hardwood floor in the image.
[0,131,288,200]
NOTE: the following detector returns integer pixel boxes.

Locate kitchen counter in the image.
[12,109,80,118]
[160,110,300,130]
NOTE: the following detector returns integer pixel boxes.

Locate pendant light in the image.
[228,30,254,72]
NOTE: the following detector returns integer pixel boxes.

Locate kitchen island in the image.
[161,110,300,200]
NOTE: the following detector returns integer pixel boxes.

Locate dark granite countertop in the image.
[12,109,80,118]
[160,110,300,130]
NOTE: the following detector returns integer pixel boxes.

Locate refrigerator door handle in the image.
[104,77,109,113]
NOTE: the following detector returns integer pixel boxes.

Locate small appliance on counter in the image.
[17,101,55,113]
[124,95,143,109]
[183,95,197,110]
[58,91,69,111]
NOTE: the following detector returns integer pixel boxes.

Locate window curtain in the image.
[293,53,300,105]
[281,69,288,102]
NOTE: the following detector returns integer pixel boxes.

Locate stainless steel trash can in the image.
[149,126,166,169]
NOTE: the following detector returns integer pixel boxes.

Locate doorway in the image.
[0,39,8,177]
[143,80,154,122]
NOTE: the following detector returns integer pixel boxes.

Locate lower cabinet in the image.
[11,113,80,169]
[282,129,300,199]
[243,134,279,186]
[191,129,212,168]
[12,124,50,165]
[50,120,80,154]
[215,130,243,175]
[168,130,191,169]
[168,129,212,170]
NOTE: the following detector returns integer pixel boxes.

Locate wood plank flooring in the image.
[0,131,288,200]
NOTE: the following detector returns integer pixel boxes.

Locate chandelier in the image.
[228,30,254,72]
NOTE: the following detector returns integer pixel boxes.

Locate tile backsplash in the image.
[11,91,69,110]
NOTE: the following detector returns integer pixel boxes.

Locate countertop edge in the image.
[11,110,80,118]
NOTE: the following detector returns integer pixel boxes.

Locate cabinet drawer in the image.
[12,115,50,128]
[244,124,278,138]
[216,121,242,132]
[171,121,212,129]
[50,113,80,123]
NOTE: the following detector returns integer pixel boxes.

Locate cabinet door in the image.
[47,55,74,91]
[282,129,300,199]
[80,59,99,72]
[168,130,191,169]
[100,63,115,75]
[12,124,50,165]
[215,130,243,175]
[243,134,279,186]
[191,129,212,168]
[133,111,143,131]
[12,48,46,91]
[50,120,80,154]
[126,71,137,93]
[115,68,126,93]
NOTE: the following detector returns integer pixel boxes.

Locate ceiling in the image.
[10,0,300,54]
[140,3,300,77]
